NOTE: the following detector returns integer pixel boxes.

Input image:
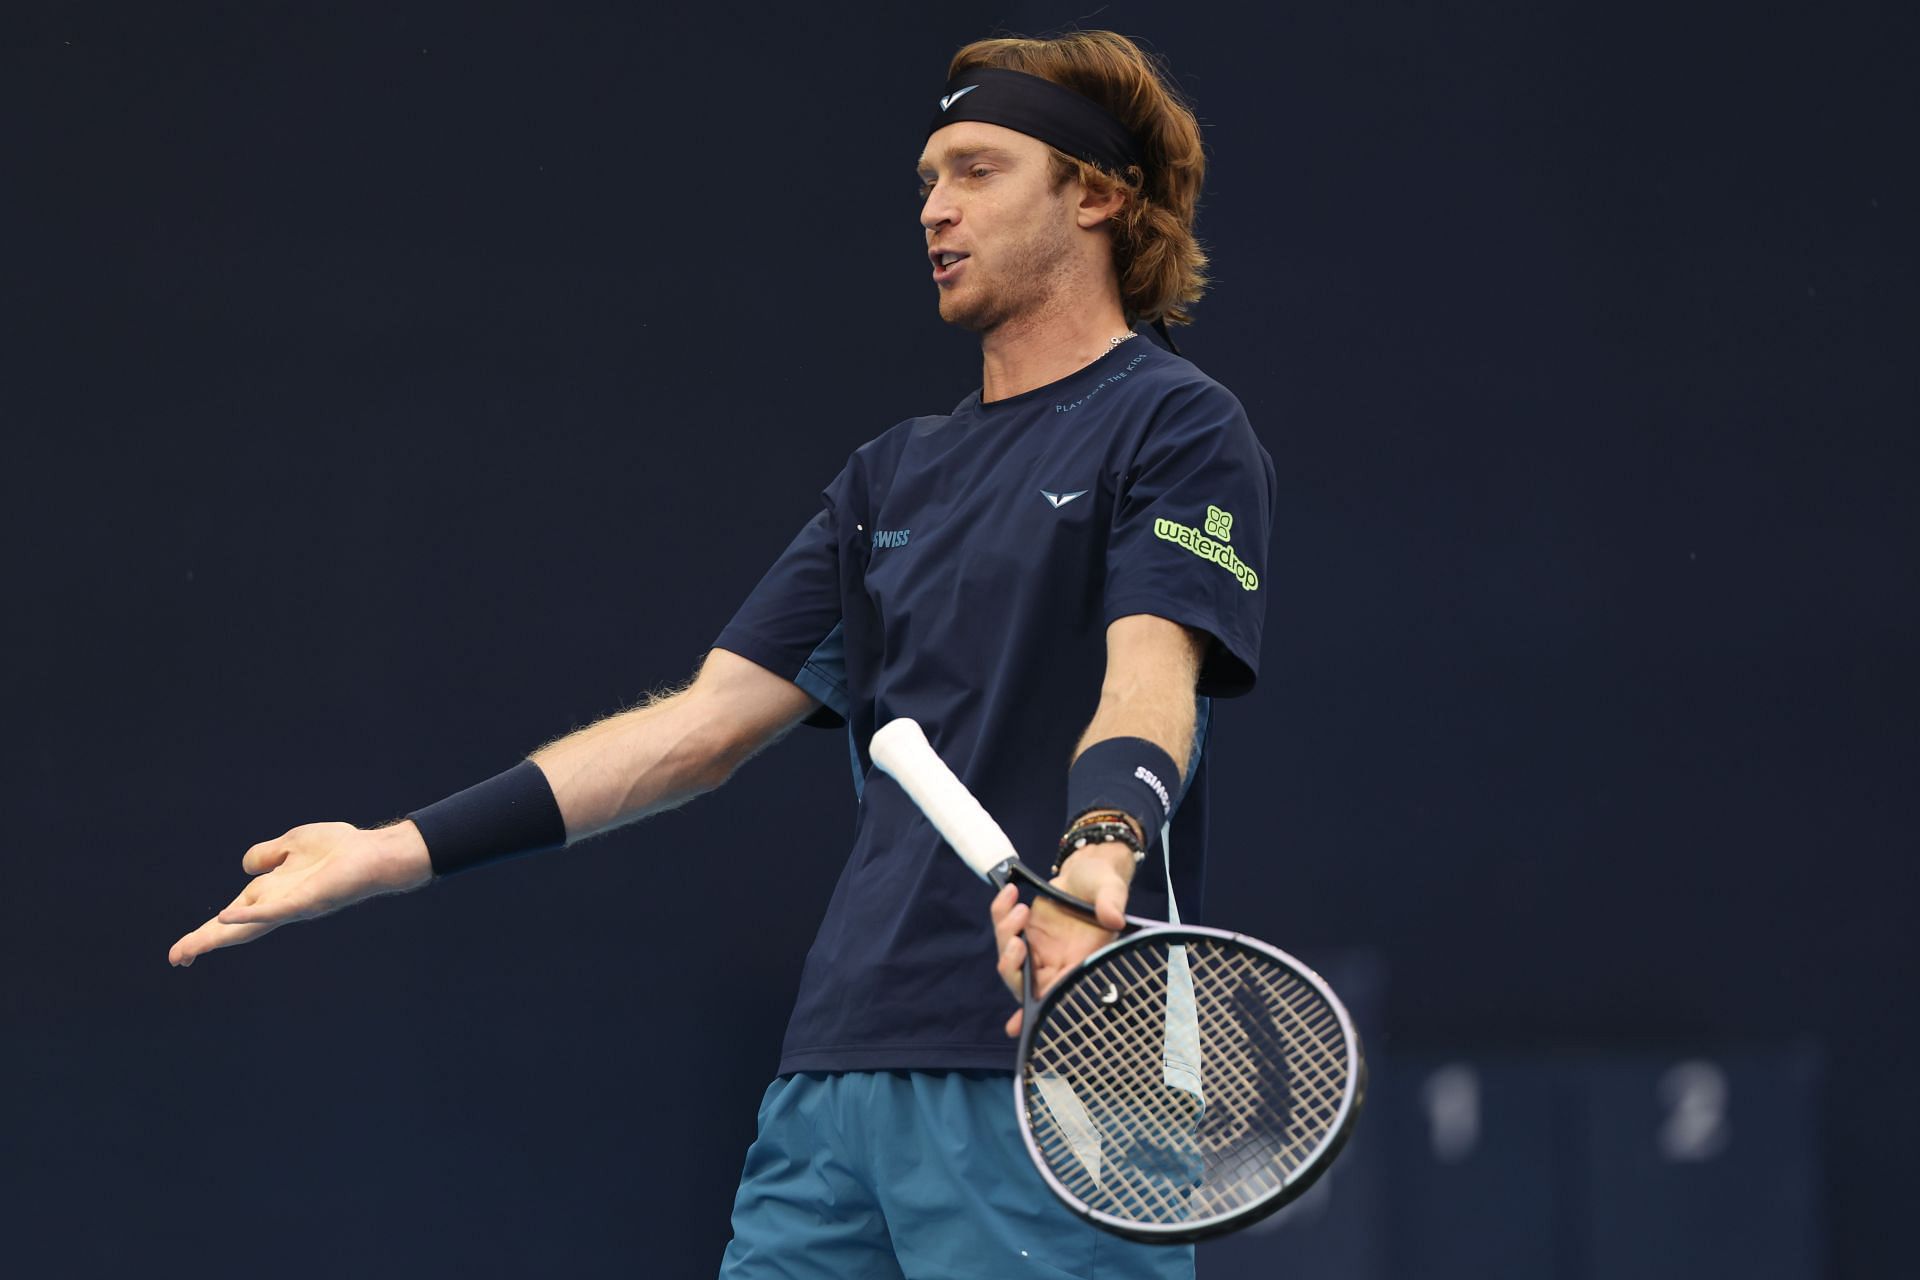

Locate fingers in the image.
[169,911,281,967]
[218,878,278,925]
[218,867,328,927]
[214,878,262,925]
[1056,845,1132,930]
[173,856,324,963]
[1004,1007,1024,1038]
[996,931,1026,1002]
[1022,893,1120,1010]
[991,884,1032,1003]
[990,884,1028,952]
[242,831,298,876]
[176,822,374,968]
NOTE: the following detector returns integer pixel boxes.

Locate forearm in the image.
[531,690,739,841]
[1074,664,1198,783]
[531,649,815,842]
[1070,615,1206,848]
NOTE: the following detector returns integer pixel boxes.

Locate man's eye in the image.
[969,166,993,179]
[916,182,933,200]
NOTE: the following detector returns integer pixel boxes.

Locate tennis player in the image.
[170,30,1274,1279]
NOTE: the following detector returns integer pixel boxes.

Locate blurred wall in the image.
[4,2,1912,1275]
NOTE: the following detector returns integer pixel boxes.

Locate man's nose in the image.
[920,180,957,231]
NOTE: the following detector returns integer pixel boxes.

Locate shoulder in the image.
[1127,347,1267,462]
[1143,348,1253,424]
[853,401,971,465]
[814,405,967,506]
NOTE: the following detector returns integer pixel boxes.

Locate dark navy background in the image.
[3,2,1911,1276]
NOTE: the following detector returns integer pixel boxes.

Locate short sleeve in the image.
[1103,382,1276,697]
[713,475,850,726]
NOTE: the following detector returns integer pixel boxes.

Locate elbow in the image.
[666,727,741,798]
[672,700,766,796]
[695,736,752,793]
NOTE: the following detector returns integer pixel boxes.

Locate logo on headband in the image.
[938,85,978,112]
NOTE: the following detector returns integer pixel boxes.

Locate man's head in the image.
[917,31,1209,334]
[918,121,1124,335]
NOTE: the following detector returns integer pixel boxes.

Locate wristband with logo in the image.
[1064,736,1178,853]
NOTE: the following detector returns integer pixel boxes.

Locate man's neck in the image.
[978,296,1135,403]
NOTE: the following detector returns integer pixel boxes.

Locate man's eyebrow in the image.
[913,145,1018,175]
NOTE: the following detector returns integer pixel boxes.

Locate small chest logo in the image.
[1040,489,1088,509]
[871,528,912,549]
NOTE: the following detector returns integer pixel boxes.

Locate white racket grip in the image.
[869,718,1020,880]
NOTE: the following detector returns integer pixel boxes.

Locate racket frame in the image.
[996,854,1367,1243]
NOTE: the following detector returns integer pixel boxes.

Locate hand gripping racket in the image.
[869,718,1365,1243]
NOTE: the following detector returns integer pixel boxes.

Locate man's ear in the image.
[1074,179,1127,229]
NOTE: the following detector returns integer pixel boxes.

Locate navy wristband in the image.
[408,760,567,878]
[1065,736,1179,850]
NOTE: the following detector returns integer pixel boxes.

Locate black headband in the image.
[927,66,1141,176]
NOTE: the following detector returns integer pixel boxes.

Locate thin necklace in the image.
[1107,331,1139,352]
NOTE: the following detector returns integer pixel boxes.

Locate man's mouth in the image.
[930,250,970,282]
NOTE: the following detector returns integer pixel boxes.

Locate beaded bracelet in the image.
[1051,819,1147,877]
[1069,808,1139,833]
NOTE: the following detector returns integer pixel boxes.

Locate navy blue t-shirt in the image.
[713,336,1275,1074]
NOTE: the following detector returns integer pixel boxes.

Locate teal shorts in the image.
[718,1071,1196,1280]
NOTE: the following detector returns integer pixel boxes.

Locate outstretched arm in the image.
[989,613,1206,1035]
[169,648,815,966]
[530,648,819,841]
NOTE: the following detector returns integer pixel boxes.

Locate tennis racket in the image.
[868,718,1365,1243]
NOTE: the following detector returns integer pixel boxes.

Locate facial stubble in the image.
[937,192,1083,335]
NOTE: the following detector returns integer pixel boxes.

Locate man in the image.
[170,30,1273,1280]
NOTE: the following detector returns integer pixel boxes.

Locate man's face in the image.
[917,122,1081,333]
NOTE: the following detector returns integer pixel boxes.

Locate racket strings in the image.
[1027,954,1223,1220]
[1031,960,1211,1222]
[1023,937,1354,1227]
